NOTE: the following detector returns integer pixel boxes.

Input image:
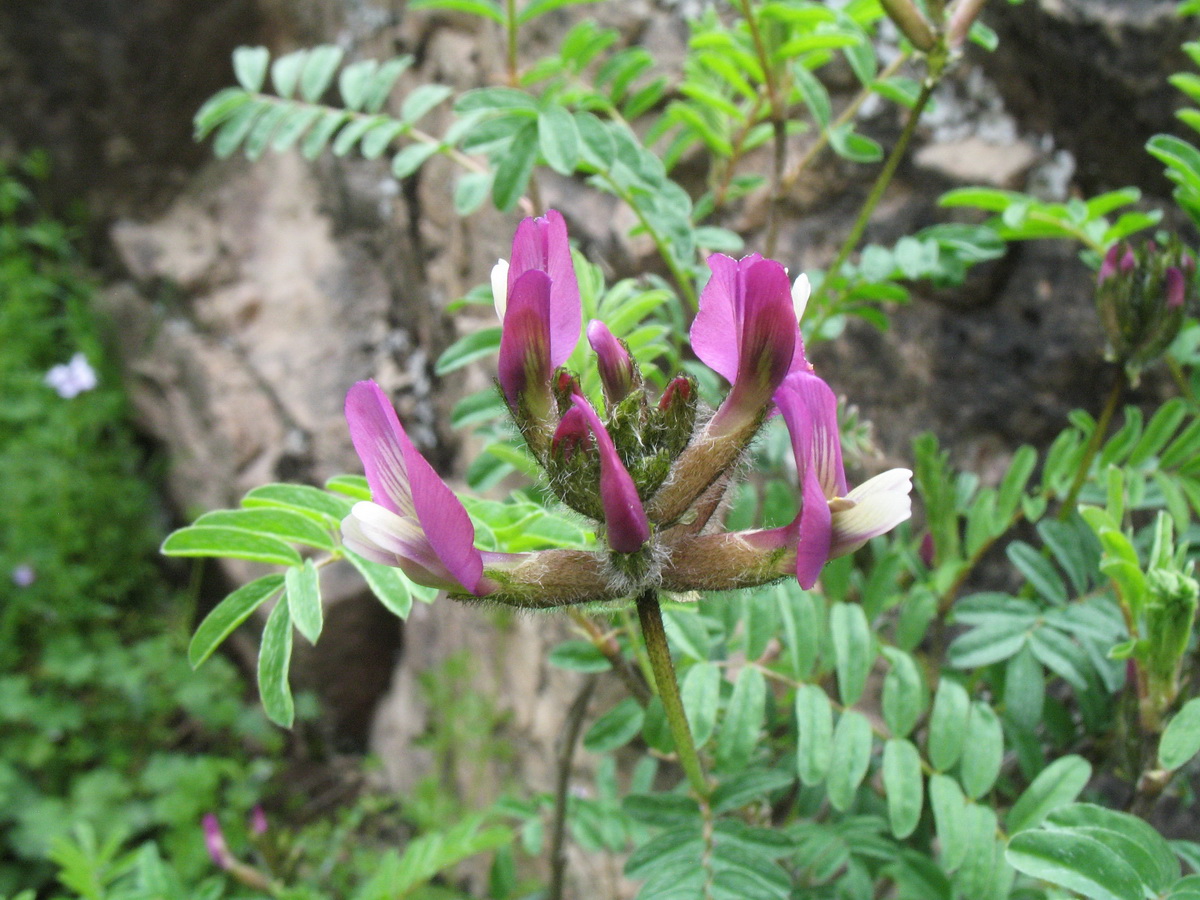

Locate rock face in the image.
[0,0,1187,892]
[980,0,1190,193]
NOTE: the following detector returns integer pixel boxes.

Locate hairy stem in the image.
[1057,367,1127,520]
[635,589,709,797]
[547,673,598,900]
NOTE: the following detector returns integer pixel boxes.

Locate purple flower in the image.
[767,370,912,588]
[44,352,98,398]
[203,814,235,871]
[11,564,35,587]
[250,805,268,836]
[691,254,805,434]
[496,210,581,417]
[565,394,649,554]
[341,380,486,595]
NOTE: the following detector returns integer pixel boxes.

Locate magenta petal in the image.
[736,259,797,394]
[507,209,580,368]
[345,380,416,517]
[691,253,746,384]
[551,404,593,460]
[498,269,553,412]
[1099,243,1121,284]
[775,370,847,499]
[795,466,833,590]
[571,395,649,553]
[344,380,483,594]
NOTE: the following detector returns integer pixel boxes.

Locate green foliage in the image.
[939,186,1160,261]
[176,3,1200,899]
[1149,21,1200,228]
[0,157,273,896]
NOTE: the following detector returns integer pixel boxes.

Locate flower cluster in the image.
[1096,238,1196,382]
[342,211,911,607]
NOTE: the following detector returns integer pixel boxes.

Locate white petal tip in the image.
[491,259,510,320]
[792,273,811,322]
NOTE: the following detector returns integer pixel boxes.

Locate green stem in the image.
[784,53,910,193]
[504,0,519,86]
[601,172,700,311]
[1057,367,1127,520]
[635,589,709,798]
[808,76,937,317]
[736,0,787,258]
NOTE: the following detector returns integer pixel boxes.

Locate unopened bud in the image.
[551,406,593,461]
[1095,237,1195,381]
[587,320,637,405]
[203,814,235,871]
[647,375,698,459]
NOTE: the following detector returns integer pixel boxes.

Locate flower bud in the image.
[1144,568,1199,690]
[1095,237,1195,382]
[587,319,637,405]
[570,395,650,555]
[645,375,697,460]
[203,814,235,871]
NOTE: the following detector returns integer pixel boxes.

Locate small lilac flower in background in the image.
[11,564,35,587]
[44,352,98,398]
[250,805,268,836]
[203,813,235,871]
[1095,237,1196,381]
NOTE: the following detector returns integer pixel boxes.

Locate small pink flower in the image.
[250,805,268,835]
[753,371,912,589]
[202,814,235,871]
[496,210,580,417]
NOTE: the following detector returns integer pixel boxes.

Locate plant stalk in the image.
[736,0,787,258]
[547,673,597,900]
[809,76,936,315]
[635,589,709,798]
[1057,367,1127,520]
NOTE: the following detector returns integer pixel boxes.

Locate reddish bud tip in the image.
[1166,266,1186,309]
[1099,244,1121,284]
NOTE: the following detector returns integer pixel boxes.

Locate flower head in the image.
[342,380,485,595]
[1096,237,1196,382]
